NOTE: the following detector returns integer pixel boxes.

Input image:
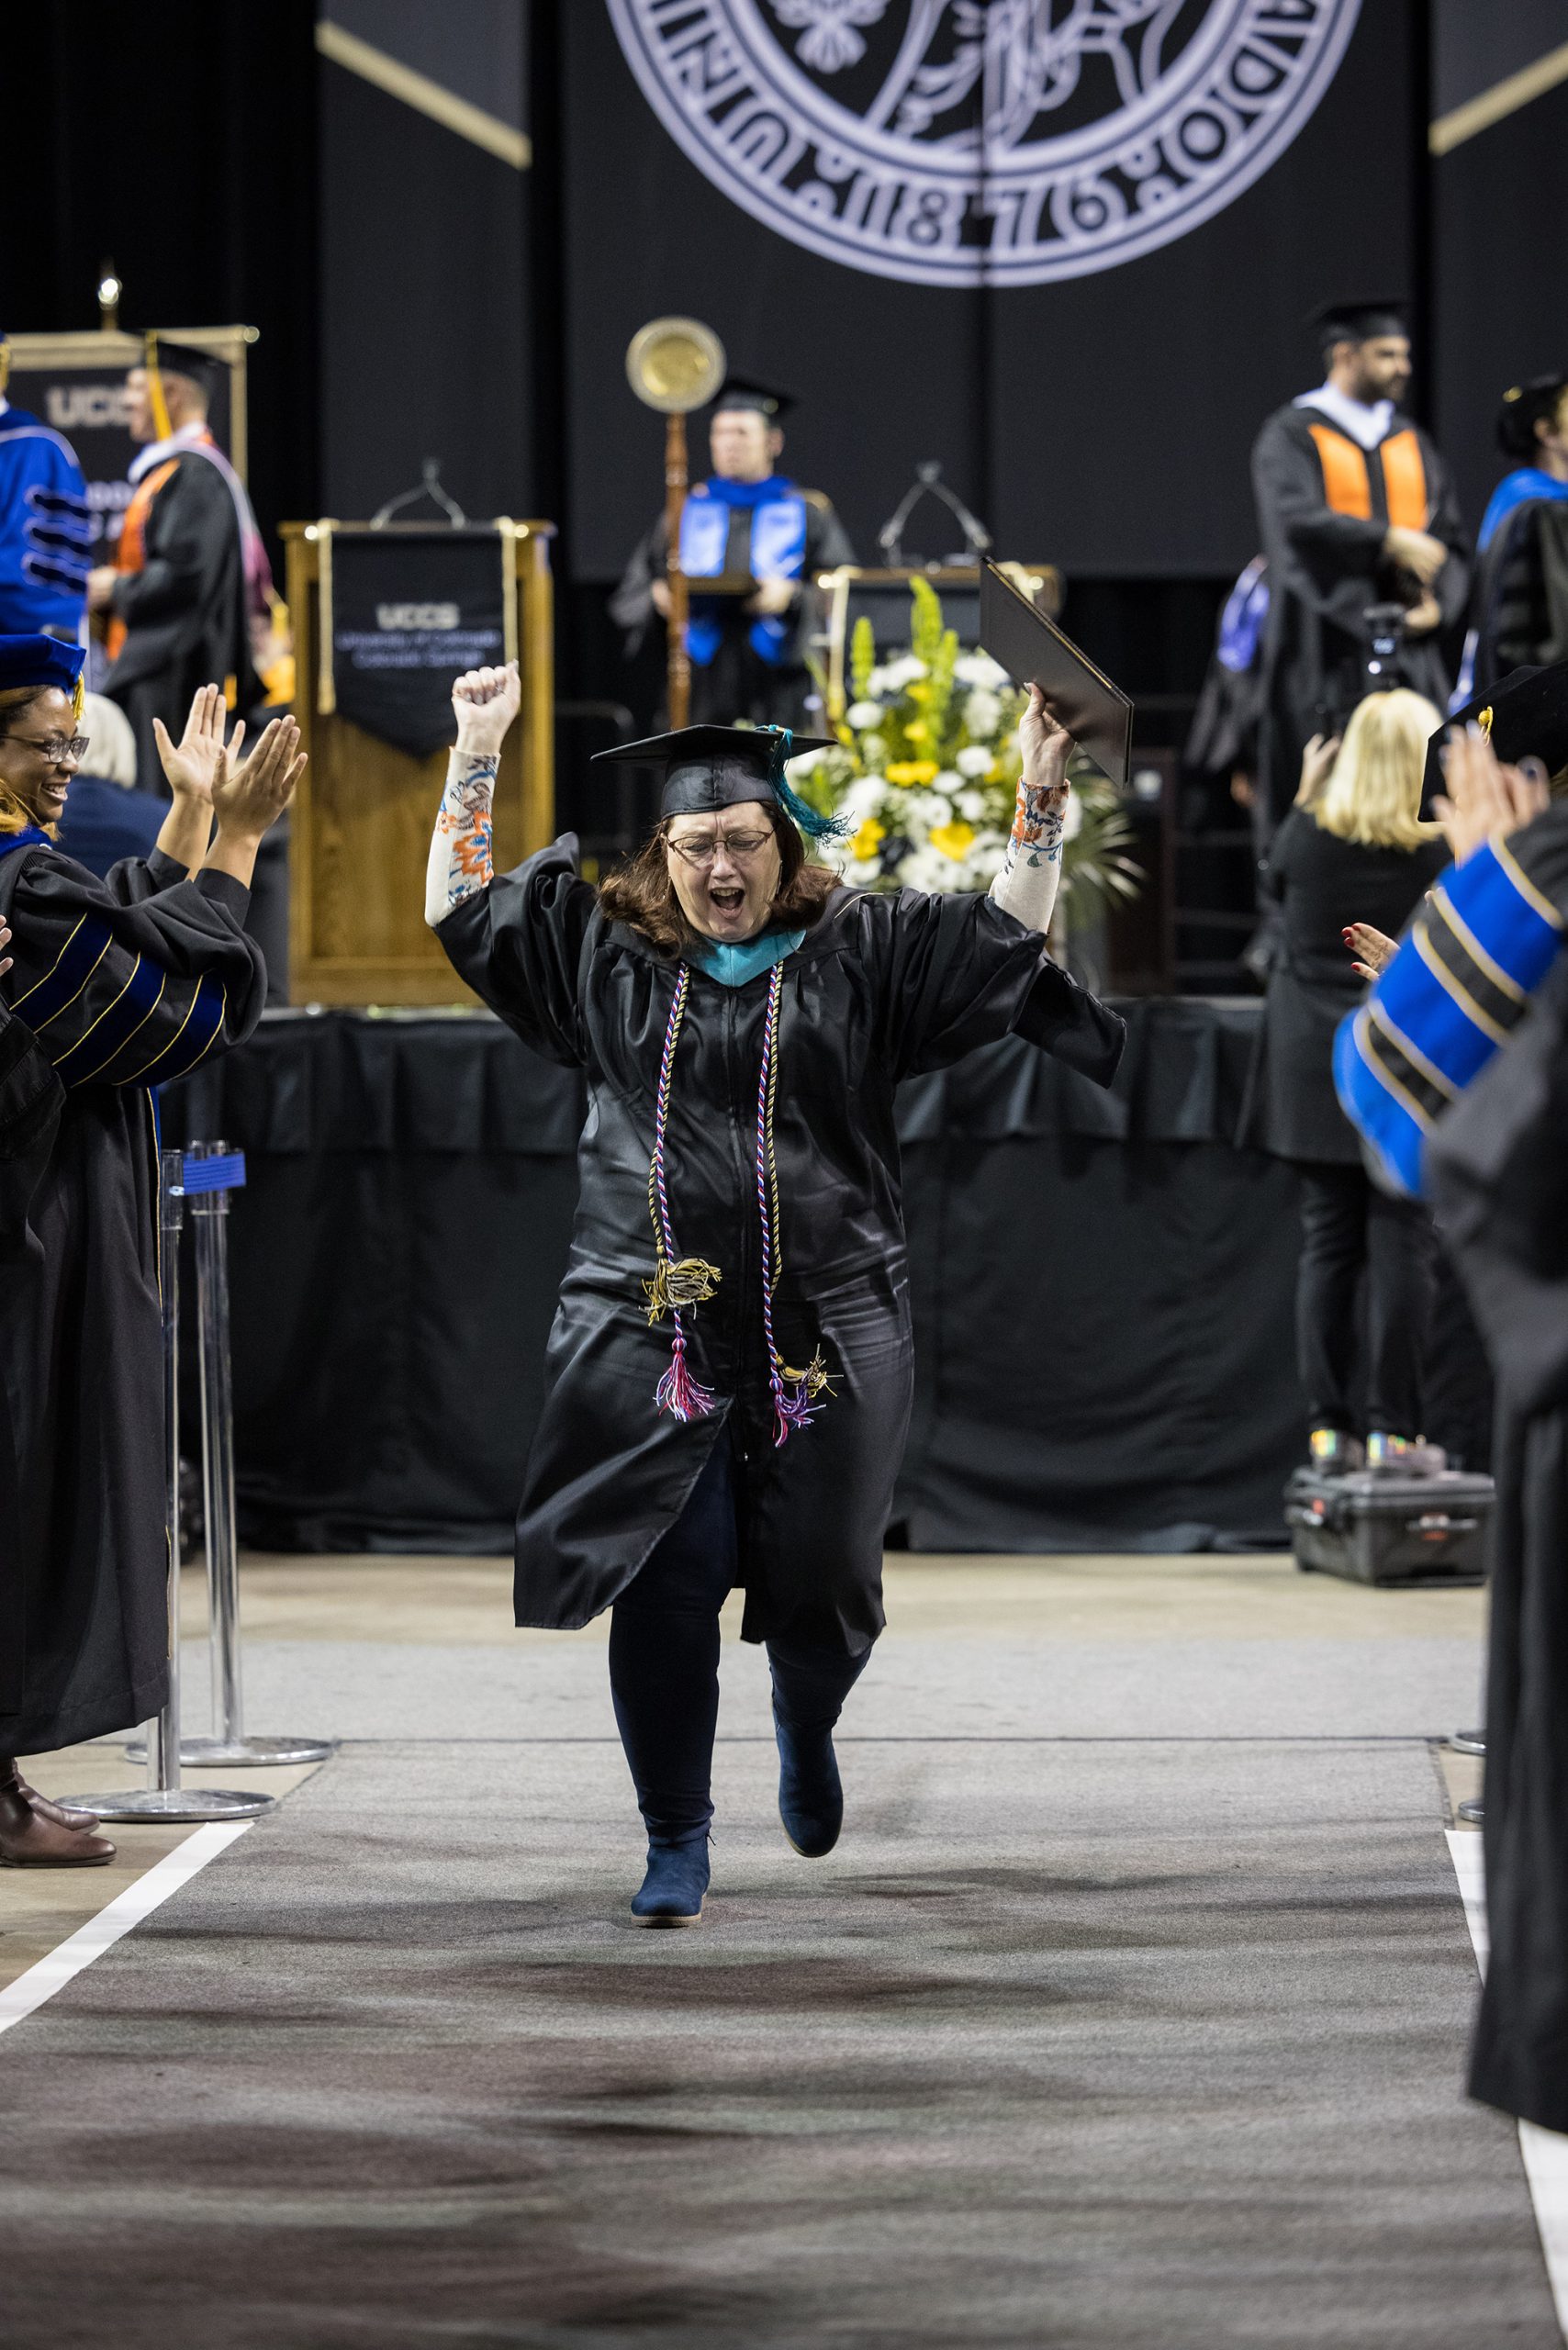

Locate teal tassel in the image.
[761,725,852,843]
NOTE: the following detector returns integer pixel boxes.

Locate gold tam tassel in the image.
[644,1254,722,1324]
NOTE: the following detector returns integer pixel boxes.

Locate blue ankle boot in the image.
[631,1839,710,1925]
[773,1703,843,1858]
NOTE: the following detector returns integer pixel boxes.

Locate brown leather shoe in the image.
[0,1763,115,1865]
[11,1770,102,1835]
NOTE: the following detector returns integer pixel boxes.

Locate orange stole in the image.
[1306,422,1428,530]
[105,456,181,661]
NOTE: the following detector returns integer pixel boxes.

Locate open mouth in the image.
[708,884,745,917]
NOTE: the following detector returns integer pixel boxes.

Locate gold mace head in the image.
[625,316,727,415]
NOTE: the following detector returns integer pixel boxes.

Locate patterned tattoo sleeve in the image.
[424,752,498,927]
[989,778,1067,936]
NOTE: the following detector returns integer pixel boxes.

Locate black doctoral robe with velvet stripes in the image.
[0,834,267,1752]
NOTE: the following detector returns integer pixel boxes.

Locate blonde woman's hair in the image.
[1315,689,1443,851]
[79,691,139,789]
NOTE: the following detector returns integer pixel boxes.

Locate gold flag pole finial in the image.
[625,318,726,732]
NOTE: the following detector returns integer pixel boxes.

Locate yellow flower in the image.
[884,760,939,786]
[930,819,976,861]
[849,817,886,861]
[905,680,931,704]
[903,720,929,742]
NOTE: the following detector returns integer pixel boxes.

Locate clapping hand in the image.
[211,716,306,841]
[0,916,11,979]
[1343,922,1397,982]
[1018,682,1071,799]
[1431,726,1551,868]
[452,662,521,757]
[155,684,243,806]
[1295,733,1340,805]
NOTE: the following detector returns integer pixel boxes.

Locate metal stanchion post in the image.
[129,1142,330,1771]
[66,1148,274,1824]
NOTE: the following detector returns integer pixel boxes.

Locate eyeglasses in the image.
[7,733,88,764]
[666,828,775,869]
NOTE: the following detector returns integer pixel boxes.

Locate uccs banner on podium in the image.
[320,527,511,756]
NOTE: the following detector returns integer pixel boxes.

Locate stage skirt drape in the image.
[163,1001,1486,1557]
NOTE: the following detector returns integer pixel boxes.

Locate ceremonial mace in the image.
[625,317,726,729]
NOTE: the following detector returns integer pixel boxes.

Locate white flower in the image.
[957,788,987,821]
[875,655,928,693]
[845,699,883,729]
[954,653,1009,689]
[969,835,1007,882]
[955,744,992,778]
[932,768,963,794]
[861,733,888,766]
[964,689,1002,737]
[840,776,890,823]
[785,747,825,777]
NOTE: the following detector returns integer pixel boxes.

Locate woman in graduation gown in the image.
[429,663,1125,1923]
[0,640,300,1862]
[1332,687,1568,2129]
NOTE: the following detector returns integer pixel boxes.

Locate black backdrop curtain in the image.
[1,2,321,581]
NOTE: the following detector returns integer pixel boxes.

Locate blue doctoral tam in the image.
[0,631,87,699]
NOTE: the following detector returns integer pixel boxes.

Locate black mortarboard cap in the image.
[592,724,842,831]
[1309,297,1409,352]
[1424,662,1568,800]
[711,377,795,420]
[141,334,222,397]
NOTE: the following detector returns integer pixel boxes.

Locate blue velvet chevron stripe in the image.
[122,973,227,1086]
[10,911,114,1029]
[50,952,165,1086]
[1334,838,1564,1196]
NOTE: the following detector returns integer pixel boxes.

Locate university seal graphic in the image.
[605,1,1361,287]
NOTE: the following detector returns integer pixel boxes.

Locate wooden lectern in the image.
[282,519,554,1005]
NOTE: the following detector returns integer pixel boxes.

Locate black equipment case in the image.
[1284,1467,1493,1586]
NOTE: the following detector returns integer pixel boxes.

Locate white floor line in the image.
[0,1821,252,2040]
[1445,1826,1568,2342]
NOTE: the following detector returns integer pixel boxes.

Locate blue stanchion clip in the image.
[174,1150,247,1197]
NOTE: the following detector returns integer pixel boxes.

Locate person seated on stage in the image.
[85,336,270,785]
[52,691,165,878]
[426,663,1124,1925]
[1332,684,1568,2141]
[1238,690,1450,1474]
[0,635,300,1868]
[610,378,855,728]
[1251,299,1469,836]
[1452,375,1568,706]
[0,331,93,643]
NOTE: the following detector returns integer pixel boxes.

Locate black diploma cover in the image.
[980,560,1133,787]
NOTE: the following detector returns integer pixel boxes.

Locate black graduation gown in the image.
[1251,407,1469,822]
[1425,956,1568,2132]
[0,998,63,1651]
[1238,812,1448,1162]
[610,490,855,729]
[437,845,1125,1655]
[104,453,261,787]
[1468,498,1568,695]
[0,839,268,1753]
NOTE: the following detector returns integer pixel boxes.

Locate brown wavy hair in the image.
[598,802,839,955]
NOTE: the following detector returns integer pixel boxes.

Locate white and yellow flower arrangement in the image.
[792,576,1140,927]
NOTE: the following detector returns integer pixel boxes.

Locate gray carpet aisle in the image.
[0,1697,1557,2347]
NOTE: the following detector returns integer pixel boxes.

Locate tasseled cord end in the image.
[655,1322,718,1424]
[762,724,852,844]
[767,1348,834,1448]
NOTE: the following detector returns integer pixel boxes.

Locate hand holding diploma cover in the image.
[980,559,1134,788]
